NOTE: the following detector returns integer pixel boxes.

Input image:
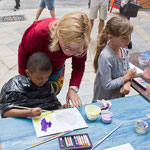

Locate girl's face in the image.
[110,35,131,49]
[26,69,52,87]
[59,40,87,57]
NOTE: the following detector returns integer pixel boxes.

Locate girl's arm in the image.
[122,68,137,82]
[99,56,124,90]
[3,108,42,118]
[120,81,131,94]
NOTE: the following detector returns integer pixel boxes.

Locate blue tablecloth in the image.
[0,95,150,150]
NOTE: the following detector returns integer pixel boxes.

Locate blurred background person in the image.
[34,0,55,22]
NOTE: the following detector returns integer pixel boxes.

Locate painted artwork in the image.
[141,52,150,60]
[32,107,88,137]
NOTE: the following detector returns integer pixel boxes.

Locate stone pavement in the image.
[0,0,150,105]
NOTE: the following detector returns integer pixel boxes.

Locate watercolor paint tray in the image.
[58,133,93,150]
[132,77,150,90]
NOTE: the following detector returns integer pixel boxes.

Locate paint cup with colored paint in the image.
[100,110,113,123]
[134,120,148,134]
[85,105,101,121]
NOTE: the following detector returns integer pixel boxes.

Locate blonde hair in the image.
[49,12,91,52]
[93,15,134,73]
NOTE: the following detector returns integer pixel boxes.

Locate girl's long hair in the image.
[93,15,133,73]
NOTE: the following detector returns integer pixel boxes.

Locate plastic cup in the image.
[134,120,148,134]
[85,105,101,121]
[100,110,113,123]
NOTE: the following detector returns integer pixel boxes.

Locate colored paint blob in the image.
[41,118,52,132]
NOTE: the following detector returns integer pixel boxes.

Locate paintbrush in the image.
[91,123,123,150]
[9,104,49,112]
[25,130,72,150]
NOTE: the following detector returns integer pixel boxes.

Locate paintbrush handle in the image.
[91,123,123,150]
[13,105,48,112]
[25,131,71,150]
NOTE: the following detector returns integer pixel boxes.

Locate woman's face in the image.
[59,40,87,57]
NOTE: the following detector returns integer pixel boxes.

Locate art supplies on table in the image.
[85,105,101,121]
[134,120,148,134]
[58,133,93,150]
[132,77,150,90]
[32,107,88,137]
[97,99,112,111]
[100,110,113,123]
[91,123,123,150]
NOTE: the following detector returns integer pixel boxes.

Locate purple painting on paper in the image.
[55,112,77,125]
[41,118,52,132]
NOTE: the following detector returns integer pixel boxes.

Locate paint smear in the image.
[41,118,52,132]
[55,112,77,125]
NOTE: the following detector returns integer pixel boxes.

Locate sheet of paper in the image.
[104,143,135,150]
[32,107,88,137]
[129,63,143,75]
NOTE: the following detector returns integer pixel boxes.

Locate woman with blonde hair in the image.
[93,15,137,101]
[18,12,91,107]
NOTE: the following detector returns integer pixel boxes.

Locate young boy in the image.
[0,52,69,118]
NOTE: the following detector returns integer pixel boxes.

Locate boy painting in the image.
[0,52,69,118]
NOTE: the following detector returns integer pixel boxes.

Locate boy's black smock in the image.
[0,75,61,118]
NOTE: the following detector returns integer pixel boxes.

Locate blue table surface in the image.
[0,95,150,150]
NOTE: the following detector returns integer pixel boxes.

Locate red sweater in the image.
[18,18,87,88]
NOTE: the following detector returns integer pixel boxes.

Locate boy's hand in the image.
[57,104,71,109]
[29,107,42,117]
[120,82,131,95]
[62,104,71,108]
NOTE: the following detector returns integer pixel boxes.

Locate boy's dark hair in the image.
[27,52,52,73]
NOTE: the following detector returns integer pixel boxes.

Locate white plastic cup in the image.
[85,105,101,121]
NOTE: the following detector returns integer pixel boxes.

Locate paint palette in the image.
[58,133,93,150]
[132,77,150,90]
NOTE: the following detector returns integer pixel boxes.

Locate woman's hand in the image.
[66,89,82,107]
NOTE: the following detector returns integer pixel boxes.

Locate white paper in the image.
[104,143,135,150]
[129,63,143,75]
[32,107,88,137]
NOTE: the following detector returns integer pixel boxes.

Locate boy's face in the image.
[26,69,52,87]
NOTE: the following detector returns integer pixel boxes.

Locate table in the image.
[129,52,150,102]
[0,95,150,150]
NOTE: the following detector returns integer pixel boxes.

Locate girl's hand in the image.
[120,82,131,94]
[29,108,42,117]
[127,68,137,79]
[146,84,150,96]
[66,89,82,107]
